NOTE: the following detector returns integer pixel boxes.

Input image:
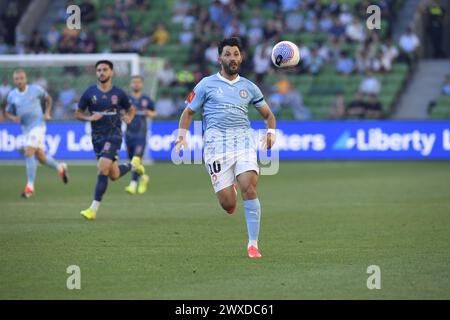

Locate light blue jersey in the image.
[6,84,48,133]
[186,72,267,157]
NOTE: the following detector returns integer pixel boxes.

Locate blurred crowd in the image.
[0,0,424,121]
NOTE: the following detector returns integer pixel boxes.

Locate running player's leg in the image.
[35,149,68,183]
[22,146,37,198]
[216,185,238,214]
[133,143,149,194]
[125,143,138,193]
[206,158,237,213]
[237,170,261,258]
[80,156,112,220]
[235,147,262,258]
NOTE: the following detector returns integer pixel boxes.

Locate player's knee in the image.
[97,166,110,176]
[220,200,237,214]
[241,185,257,200]
[109,174,119,181]
[24,148,35,158]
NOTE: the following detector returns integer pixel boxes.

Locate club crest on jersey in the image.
[111,95,118,105]
[142,99,148,107]
[91,95,97,104]
[103,142,111,152]
[239,90,248,99]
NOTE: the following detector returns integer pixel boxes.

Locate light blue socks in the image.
[26,156,37,187]
[244,198,261,247]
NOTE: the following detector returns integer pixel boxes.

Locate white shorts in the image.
[205,150,259,193]
[24,126,46,150]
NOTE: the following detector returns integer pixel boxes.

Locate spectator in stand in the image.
[79,0,96,23]
[346,19,365,42]
[356,49,371,73]
[316,40,331,62]
[328,0,342,15]
[247,16,264,46]
[155,92,177,119]
[46,25,61,52]
[285,7,303,32]
[0,78,12,115]
[319,11,334,32]
[99,6,118,34]
[32,71,48,91]
[172,0,192,24]
[280,0,301,12]
[111,29,131,52]
[425,0,446,58]
[328,91,346,119]
[224,18,247,39]
[298,40,311,72]
[346,92,367,119]
[308,46,324,75]
[253,41,272,84]
[152,24,169,46]
[27,30,47,53]
[79,31,97,53]
[365,94,384,119]
[336,50,355,75]
[304,13,319,32]
[58,81,77,115]
[339,4,354,26]
[381,37,399,66]
[115,0,134,11]
[442,74,450,96]
[116,11,133,34]
[269,76,311,120]
[359,70,381,96]
[179,24,194,45]
[208,0,223,26]
[328,17,347,42]
[135,0,150,10]
[190,40,206,64]
[204,41,219,66]
[129,27,151,54]
[157,61,177,87]
[399,26,420,66]
[249,8,264,28]
[263,19,281,41]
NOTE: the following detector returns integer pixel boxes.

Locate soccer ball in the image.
[271,41,300,68]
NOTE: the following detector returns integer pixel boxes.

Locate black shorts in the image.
[125,137,146,160]
[93,137,122,161]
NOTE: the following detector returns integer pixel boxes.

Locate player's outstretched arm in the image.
[75,109,103,122]
[174,107,195,154]
[257,104,276,150]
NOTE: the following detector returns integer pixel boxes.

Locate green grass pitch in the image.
[0,161,449,299]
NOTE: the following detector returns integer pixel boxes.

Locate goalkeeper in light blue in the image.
[174,38,276,259]
[5,69,69,198]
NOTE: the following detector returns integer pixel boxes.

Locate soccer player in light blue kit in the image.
[5,69,68,198]
[174,38,276,259]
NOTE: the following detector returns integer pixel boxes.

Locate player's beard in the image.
[98,76,111,83]
[223,61,240,76]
